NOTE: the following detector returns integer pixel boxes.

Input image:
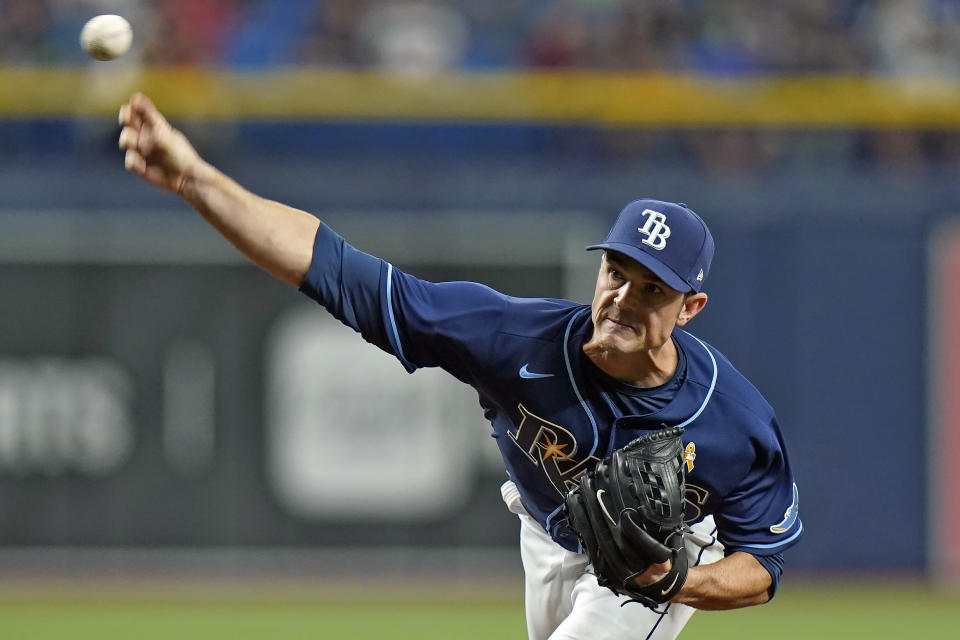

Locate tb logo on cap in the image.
[638,209,671,250]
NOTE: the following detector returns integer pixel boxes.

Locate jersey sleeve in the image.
[298,222,508,381]
[752,552,784,598]
[713,416,803,557]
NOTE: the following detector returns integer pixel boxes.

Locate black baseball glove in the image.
[563,426,688,610]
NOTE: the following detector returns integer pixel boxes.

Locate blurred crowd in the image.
[4,0,960,176]
[2,0,960,75]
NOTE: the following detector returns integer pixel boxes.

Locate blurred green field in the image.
[1,579,957,639]
[686,581,960,639]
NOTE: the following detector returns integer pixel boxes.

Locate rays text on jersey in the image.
[509,404,600,495]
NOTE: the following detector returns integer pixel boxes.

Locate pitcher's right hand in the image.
[118,93,201,195]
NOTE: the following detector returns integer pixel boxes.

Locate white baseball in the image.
[80,15,133,61]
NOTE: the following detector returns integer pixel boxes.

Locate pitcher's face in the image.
[589,252,699,356]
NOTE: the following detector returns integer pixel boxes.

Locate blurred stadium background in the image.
[3,0,960,637]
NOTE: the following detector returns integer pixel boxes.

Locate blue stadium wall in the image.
[0,114,954,576]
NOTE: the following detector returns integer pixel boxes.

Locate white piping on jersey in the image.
[674,329,718,429]
[385,264,414,370]
[545,503,565,539]
[561,321,718,454]
[739,520,803,550]
[545,309,600,537]
[548,321,719,539]
[563,308,601,459]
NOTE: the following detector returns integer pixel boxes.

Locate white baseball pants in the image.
[502,481,724,640]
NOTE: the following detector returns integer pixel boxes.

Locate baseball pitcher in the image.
[118,93,802,640]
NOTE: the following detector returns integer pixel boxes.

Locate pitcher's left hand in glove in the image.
[563,426,689,610]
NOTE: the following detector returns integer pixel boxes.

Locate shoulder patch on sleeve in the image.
[770,483,800,534]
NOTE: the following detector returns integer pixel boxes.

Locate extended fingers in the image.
[119,115,147,174]
[118,102,142,129]
[129,92,163,127]
[119,119,164,160]
[118,97,144,156]
[118,125,138,151]
[119,93,164,127]
[124,148,146,174]
[118,123,155,159]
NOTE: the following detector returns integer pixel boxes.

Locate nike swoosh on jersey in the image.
[519,363,555,379]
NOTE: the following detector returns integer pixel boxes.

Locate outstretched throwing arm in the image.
[118,93,320,286]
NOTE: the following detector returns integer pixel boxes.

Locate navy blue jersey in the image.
[300,223,802,557]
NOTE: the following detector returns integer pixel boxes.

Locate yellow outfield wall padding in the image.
[3,67,960,127]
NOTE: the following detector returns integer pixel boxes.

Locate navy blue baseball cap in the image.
[586,199,715,293]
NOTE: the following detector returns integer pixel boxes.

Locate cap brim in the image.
[586,242,691,293]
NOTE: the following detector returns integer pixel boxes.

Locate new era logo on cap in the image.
[586,199,715,293]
